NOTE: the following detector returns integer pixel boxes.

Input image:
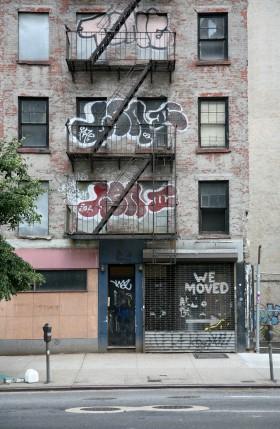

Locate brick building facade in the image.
[0,0,248,353]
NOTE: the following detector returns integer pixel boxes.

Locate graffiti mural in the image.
[260,304,280,326]
[72,181,175,221]
[179,270,233,330]
[68,99,188,148]
[76,8,172,52]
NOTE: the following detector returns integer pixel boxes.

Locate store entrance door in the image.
[108,265,135,347]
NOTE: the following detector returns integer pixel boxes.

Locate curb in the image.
[0,382,278,392]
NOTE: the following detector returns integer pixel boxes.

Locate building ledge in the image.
[195,60,231,67]
[17,148,51,154]
[17,60,51,66]
[196,148,231,154]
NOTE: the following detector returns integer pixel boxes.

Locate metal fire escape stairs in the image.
[88,7,152,233]
[90,0,142,64]
[71,0,174,242]
[93,157,151,233]
[92,61,152,153]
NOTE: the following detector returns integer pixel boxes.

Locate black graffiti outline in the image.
[69,99,188,148]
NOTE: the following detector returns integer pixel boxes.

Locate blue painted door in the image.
[108,265,135,347]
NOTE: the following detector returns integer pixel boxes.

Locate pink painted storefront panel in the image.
[15,248,98,269]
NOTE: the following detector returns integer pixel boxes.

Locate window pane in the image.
[36,270,87,291]
[19,183,48,236]
[200,182,227,201]
[19,13,49,61]
[22,100,47,123]
[200,40,225,60]
[200,16,225,39]
[201,124,225,147]
[201,208,226,232]
[21,125,47,147]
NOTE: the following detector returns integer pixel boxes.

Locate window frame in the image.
[198,97,229,149]
[199,181,229,235]
[18,12,49,62]
[198,13,228,61]
[18,97,49,148]
[34,269,87,292]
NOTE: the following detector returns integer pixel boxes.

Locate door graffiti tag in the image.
[110,279,133,291]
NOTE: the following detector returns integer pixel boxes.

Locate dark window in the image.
[198,14,228,61]
[19,98,48,147]
[199,181,229,234]
[35,270,87,291]
[199,98,228,147]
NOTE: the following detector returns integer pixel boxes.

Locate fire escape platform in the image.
[65,232,177,240]
[66,150,175,163]
[66,59,175,75]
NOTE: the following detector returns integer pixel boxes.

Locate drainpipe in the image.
[255,245,261,353]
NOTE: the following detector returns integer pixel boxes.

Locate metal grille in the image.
[144,263,236,352]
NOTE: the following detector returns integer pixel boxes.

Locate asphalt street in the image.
[1,388,280,429]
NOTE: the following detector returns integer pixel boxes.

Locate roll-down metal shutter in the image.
[144,262,236,352]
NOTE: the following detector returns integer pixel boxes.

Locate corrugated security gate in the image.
[144,263,236,352]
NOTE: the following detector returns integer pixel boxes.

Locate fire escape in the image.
[65,0,177,242]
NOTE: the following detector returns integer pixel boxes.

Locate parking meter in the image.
[43,323,52,343]
[42,323,52,383]
[264,324,273,343]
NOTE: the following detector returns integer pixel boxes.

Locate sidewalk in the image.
[0,352,279,390]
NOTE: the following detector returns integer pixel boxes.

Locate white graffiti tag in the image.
[110,279,133,291]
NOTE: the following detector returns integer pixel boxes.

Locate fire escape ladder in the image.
[94,157,151,233]
[92,61,151,153]
[90,0,142,64]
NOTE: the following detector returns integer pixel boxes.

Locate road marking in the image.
[65,405,209,414]
[206,410,280,413]
[229,395,275,399]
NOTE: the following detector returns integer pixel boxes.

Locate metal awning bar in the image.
[143,249,239,261]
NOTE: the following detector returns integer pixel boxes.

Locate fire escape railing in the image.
[66,201,176,236]
[66,123,176,155]
[66,31,176,64]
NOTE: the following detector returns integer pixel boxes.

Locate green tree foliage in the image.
[0,139,44,300]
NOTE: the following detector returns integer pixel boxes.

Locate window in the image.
[18,182,49,236]
[198,14,228,61]
[136,13,169,60]
[137,97,168,148]
[75,98,107,146]
[35,270,87,291]
[199,98,228,148]
[19,98,48,147]
[19,13,49,61]
[76,13,106,60]
[199,181,229,234]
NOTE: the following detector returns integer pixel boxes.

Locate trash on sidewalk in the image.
[24,369,39,383]
[0,373,26,384]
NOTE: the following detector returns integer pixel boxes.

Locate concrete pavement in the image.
[0,352,279,390]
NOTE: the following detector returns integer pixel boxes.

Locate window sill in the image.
[196,60,231,66]
[22,290,88,293]
[17,148,50,154]
[17,60,51,66]
[196,148,231,154]
[198,234,231,239]
[18,235,52,240]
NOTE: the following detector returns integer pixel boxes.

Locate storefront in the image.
[144,262,237,352]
